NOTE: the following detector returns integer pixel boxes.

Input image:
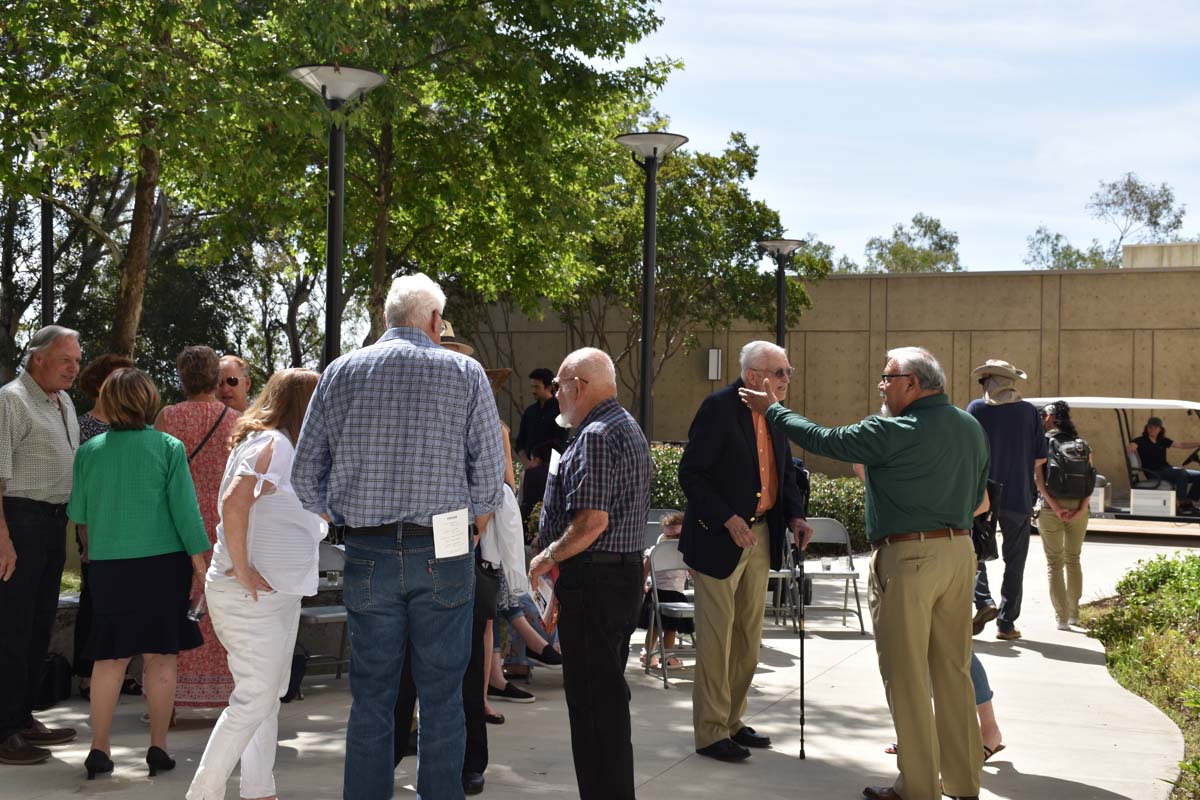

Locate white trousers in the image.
[187,579,301,800]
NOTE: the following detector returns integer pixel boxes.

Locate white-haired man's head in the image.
[384,273,447,336]
[739,340,793,399]
[878,346,945,417]
[554,347,617,427]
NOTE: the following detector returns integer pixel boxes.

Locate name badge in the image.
[548,449,562,477]
[432,507,470,559]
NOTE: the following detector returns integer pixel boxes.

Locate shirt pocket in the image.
[429,552,475,609]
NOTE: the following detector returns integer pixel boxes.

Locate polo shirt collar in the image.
[901,393,949,414]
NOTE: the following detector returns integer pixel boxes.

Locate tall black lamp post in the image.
[615,131,688,437]
[288,64,386,368]
[756,239,805,347]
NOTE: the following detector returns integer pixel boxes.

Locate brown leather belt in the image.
[871,528,969,550]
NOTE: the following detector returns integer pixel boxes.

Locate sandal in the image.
[983,743,1006,762]
[484,712,505,725]
[885,743,898,755]
[664,656,683,668]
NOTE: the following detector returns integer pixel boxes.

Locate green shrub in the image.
[1085,553,1200,799]
[649,443,687,510]
[806,474,868,552]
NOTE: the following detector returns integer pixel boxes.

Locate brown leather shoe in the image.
[0,733,52,765]
[20,718,76,745]
[862,787,903,800]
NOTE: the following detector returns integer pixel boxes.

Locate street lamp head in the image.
[756,239,806,258]
[288,64,387,110]
[615,131,689,161]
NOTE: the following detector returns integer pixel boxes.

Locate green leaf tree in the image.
[863,213,962,273]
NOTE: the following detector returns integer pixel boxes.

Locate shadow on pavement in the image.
[984,761,1136,800]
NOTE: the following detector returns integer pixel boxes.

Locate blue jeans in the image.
[342,533,475,800]
[501,592,558,667]
[970,652,992,706]
[974,509,1031,633]
[1149,467,1200,503]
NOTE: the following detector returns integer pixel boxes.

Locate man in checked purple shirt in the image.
[529,347,652,800]
[292,273,505,800]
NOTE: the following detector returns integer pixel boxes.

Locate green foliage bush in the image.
[1086,553,1200,799]
[807,474,868,553]
[649,443,687,510]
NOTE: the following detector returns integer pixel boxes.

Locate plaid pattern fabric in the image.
[538,397,652,553]
[0,370,79,503]
[291,327,506,527]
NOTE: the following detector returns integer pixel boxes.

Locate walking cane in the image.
[796,541,806,759]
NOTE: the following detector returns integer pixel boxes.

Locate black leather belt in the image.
[573,550,642,565]
[2,496,67,515]
[341,521,435,537]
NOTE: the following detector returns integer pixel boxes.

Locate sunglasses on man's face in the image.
[224,376,241,388]
[550,376,589,392]
[756,366,795,380]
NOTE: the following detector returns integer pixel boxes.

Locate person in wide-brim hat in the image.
[439,320,474,356]
[971,359,1026,381]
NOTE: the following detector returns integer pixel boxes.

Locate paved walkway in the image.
[9,533,1190,799]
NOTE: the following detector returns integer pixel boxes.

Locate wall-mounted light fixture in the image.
[707,349,723,381]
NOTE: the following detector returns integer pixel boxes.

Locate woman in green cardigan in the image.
[66,368,211,780]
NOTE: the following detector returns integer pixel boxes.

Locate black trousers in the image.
[0,499,67,739]
[394,561,498,774]
[556,555,644,800]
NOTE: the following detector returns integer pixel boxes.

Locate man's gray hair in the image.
[22,325,80,368]
[739,340,786,378]
[384,273,446,330]
[887,346,945,392]
[563,347,617,391]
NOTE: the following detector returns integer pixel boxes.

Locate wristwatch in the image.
[544,542,558,564]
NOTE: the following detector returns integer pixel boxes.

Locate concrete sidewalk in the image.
[8,534,1189,799]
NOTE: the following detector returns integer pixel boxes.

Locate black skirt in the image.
[85,551,203,660]
[637,589,695,633]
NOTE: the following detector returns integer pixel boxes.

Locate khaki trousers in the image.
[692,522,770,749]
[1037,499,1088,623]
[869,534,982,800]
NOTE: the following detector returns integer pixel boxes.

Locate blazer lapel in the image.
[733,379,756,451]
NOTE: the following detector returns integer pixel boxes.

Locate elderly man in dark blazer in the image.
[678,340,812,762]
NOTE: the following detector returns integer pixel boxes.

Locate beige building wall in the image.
[489,267,1200,499]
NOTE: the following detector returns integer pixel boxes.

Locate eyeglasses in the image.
[224,376,241,388]
[550,376,589,392]
[754,366,795,380]
[880,373,912,383]
[977,376,989,386]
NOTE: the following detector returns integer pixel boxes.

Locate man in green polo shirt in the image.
[741,346,988,800]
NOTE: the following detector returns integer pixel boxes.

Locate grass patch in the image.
[1082,553,1200,799]
[60,565,81,594]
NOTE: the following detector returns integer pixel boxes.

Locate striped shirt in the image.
[291,327,506,527]
[538,397,652,553]
[0,370,79,503]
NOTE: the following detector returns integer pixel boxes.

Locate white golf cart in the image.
[1025,396,1200,524]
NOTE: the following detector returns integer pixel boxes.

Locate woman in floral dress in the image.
[156,346,241,709]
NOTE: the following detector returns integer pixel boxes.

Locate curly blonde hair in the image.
[230,368,320,448]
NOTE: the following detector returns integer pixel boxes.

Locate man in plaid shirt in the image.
[529,347,652,800]
[293,273,505,800]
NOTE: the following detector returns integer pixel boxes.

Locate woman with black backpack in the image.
[1034,401,1093,631]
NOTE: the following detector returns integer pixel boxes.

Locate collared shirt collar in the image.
[19,369,61,403]
[576,396,622,431]
[378,326,437,347]
[900,392,949,414]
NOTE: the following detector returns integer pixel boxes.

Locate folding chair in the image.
[645,538,696,688]
[803,517,865,633]
[298,542,351,686]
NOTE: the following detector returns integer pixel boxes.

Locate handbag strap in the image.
[188,404,230,463]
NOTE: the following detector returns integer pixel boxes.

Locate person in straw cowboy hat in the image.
[967,359,1047,641]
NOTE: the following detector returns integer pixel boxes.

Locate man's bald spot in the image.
[564,348,616,395]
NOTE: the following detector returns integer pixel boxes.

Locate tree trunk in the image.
[109,141,159,357]
[285,272,313,368]
[365,123,394,345]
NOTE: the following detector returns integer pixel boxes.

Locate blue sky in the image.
[617,0,1200,270]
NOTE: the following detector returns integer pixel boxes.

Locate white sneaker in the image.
[1067,616,1079,626]
[1056,621,1071,631]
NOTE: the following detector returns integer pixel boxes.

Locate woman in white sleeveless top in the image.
[187,369,324,800]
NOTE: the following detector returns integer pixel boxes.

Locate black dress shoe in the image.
[146,745,175,777]
[463,770,485,794]
[696,738,751,762]
[21,718,76,745]
[0,734,50,765]
[732,726,771,748]
[84,749,113,780]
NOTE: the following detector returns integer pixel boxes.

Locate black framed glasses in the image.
[224,376,240,388]
[550,376,589,392]
[880,373,912,383]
